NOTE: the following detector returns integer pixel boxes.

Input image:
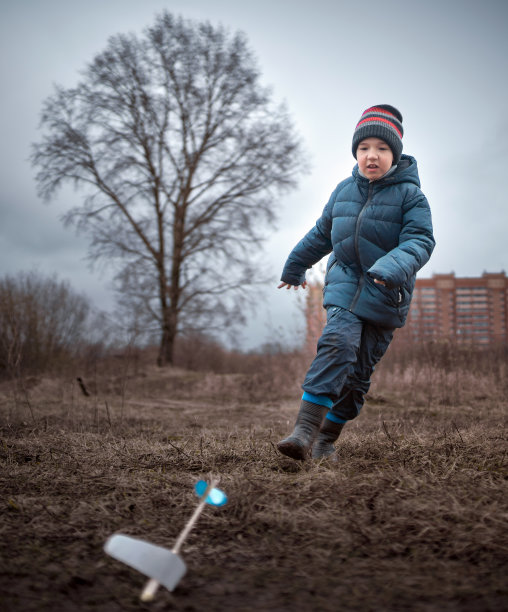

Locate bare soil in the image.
[0,365,507,611]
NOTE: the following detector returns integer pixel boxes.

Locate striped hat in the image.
[352,105,404,164]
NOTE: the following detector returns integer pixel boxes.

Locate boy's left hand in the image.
[374,279,387,286]
[278,281,308,290]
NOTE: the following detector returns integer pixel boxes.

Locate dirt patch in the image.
[0,370,507,611]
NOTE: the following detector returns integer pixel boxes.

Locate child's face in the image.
[356,137,394,181]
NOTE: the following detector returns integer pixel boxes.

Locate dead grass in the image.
[0,364,507,611]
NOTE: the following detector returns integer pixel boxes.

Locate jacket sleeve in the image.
[367,191,435,289]
[280,188,336,285]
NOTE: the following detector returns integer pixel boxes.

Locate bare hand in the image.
[278,281,307,290]
[374,278,387,286]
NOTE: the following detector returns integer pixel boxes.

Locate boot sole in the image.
[276,439,308,461]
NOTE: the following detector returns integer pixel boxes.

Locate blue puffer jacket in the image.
[281,154,435,328]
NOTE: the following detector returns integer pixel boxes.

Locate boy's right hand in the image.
[277,281,308,290]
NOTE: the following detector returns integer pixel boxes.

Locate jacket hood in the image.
[352,154,421,188]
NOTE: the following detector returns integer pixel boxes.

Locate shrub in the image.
[0,271,108,377]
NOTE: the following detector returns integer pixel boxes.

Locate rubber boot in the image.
[311,418,345,459]
[277,400,327,460]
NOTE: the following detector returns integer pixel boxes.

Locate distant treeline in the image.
[0,271,112,377]
[0,270,303,381]
[2,271,508,406]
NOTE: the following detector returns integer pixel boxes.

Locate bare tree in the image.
[32,12,306,365]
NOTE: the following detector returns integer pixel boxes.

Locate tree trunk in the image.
[157,203,184,367]
[156,261,179,366]
[157,313,176,366]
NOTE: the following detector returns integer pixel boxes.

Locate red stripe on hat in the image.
[356,116,403,138]
[363,106,397,119]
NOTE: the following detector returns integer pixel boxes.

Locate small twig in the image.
[76,377,90,397]
[452,421,464,444]
[166,439,191,458]
[382,420,398,449]
[104,401,112,428]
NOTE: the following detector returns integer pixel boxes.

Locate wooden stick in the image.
[140,478,219,602]
[140,578,160,602]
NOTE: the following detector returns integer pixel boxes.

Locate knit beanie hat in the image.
[352,105,404,164]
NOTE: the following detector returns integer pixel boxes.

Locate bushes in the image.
[0,271,108,377]
[373,332,508,405]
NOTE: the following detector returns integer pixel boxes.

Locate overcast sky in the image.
[1,0,507,350]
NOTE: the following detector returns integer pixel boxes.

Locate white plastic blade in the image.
[104,534,186,591]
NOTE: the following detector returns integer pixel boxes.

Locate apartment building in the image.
[407,272,508,345]
[305,272,508,348]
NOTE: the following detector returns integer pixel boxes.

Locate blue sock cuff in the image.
[325,411,348,424]
[302,392,333,409]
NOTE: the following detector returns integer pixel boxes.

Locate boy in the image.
[277,104,435,460]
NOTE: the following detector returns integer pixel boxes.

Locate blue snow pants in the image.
[302,306,394,422]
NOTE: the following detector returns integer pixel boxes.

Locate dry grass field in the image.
[0,351,507,611]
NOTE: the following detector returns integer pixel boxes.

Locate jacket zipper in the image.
[349,183,373,312]
[327,260,338,277]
